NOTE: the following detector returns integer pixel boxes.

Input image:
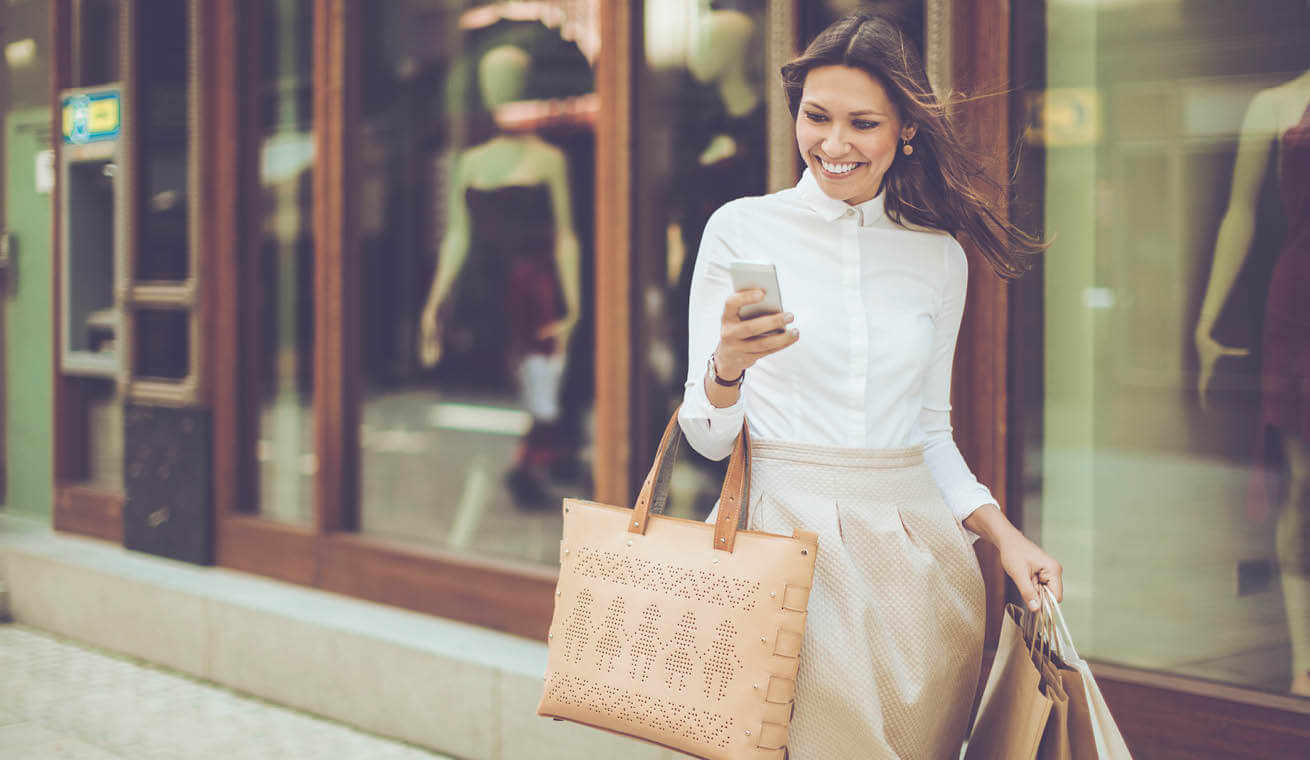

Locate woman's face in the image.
[795,65,915,206]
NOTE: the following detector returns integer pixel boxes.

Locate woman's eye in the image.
[853,120,880,130]
[804,112,828,123]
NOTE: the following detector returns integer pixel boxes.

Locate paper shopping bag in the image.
[965,603,1056,760]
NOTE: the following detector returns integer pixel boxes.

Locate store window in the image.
[353,1,598,565]
[244,0,315,525]
[1011,0,1310,697]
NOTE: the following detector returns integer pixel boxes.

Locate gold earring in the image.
[902,140,914,156]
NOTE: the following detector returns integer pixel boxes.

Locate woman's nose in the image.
[821,127,849,156]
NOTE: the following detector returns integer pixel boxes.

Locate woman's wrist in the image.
[961,503,1023,548]
[712,348,747,380]
[703,359,743,409]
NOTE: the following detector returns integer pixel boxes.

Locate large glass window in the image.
[354,1,598,564]
[1012,0,1310,698]
[246,0,315,525]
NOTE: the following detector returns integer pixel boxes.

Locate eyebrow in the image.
[800,101,887,118]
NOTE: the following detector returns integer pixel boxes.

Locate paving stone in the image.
[0,623,454,760]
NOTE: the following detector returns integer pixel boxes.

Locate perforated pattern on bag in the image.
[629,603,662,683]
[572,547,760,611]
[664,611,698,692]
[544,502,809,757]
[595,597,627,672]
[703,620,743,702]
[544,673,737,749]
[561,588,594,665]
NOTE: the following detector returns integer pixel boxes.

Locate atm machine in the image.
[59,86,124,378]
[58,81,212,565]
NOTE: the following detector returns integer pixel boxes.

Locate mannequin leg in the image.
[1275,430,1310,695]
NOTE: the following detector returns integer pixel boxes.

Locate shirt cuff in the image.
[678,379,746,461]
[948,486,997,545]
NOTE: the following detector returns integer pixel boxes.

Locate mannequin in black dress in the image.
[419,44,582,504]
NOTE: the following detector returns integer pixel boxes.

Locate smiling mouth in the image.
[816,156,864,175]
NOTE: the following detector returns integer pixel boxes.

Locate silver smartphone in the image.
[728,261,784,327]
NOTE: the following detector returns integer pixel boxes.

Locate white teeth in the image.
[819,158,859,174]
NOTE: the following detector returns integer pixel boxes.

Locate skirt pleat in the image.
[708,438,986,760]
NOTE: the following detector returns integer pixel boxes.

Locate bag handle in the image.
[1039,585,1081,663]
[629,406,751,552]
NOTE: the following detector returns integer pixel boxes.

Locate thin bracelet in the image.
[709,354,745,388]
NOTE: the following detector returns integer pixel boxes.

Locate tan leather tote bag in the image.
[537,409,818,759]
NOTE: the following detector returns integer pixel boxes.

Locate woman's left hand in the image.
[997,532,1063,612]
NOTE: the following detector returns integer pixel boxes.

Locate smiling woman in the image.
[795,65,913,205]
[675,9,1061,759]
[781,12,1044,279]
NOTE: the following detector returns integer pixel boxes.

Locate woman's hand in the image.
[997,531,1064,612]
[1194,320,1249,413]
[713,289,799,378]
[964,505,1063,612]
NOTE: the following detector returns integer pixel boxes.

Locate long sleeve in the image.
[678,203,746,461]
[919,238,997,540]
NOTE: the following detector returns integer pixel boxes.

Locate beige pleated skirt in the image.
[707,438,986,760]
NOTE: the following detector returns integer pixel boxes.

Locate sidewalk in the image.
[0,623,455,760]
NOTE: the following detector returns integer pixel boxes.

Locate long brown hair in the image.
[781,11,1044,278]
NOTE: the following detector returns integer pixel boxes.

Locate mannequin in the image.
[1195,68,1310,696]
[668,9,767,387]
[419,44,582,504]
[685,9,762,166]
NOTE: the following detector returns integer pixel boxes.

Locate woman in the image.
[678,12,1061,759]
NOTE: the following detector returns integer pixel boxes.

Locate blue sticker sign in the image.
[62,90,121,145]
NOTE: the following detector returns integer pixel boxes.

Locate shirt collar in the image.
[796,168,887,227]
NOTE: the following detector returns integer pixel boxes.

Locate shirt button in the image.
[845,209,855,217]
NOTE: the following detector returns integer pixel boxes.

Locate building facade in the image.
[3,0,1310,756]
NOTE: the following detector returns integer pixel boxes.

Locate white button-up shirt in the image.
[678,169,996,530]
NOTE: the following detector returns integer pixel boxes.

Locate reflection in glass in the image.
[358,1,597,565]
[72,0,121,87]
[1012,0,1310,697]
[65,160,116,358]
[250,0,314,525]
[634,1,770,520]
[133,308,189,380]
[3,0,53,109]
[136,0,190,281]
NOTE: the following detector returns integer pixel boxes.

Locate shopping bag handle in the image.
[1038,584,1081,663]
[630,405,752,552]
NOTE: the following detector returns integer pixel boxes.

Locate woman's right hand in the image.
[713,289,799,378]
